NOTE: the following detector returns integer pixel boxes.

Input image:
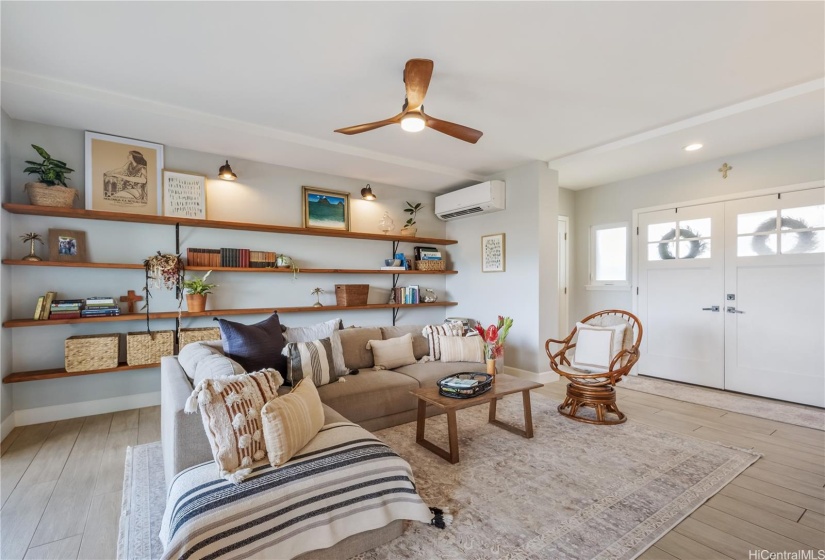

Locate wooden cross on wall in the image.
[718,162,732,179]
[120,290,144,313]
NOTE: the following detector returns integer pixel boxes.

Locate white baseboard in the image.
[503,366,560,385]
[1,413,15,441]
[13,391,161,426]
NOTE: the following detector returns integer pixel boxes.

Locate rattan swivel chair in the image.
[545,310,642,425]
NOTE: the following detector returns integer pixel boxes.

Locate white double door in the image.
[637,188,824,407]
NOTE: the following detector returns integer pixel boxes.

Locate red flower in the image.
[474,324,485,338]
[485,325,499,344]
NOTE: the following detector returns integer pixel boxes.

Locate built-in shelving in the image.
[3,362,158,384]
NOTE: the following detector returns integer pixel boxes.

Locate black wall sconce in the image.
[360,184,377,200]
[218,160,237,181]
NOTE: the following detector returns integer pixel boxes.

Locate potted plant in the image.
[182,270,217,313]
[23,145,78,208]
[401,201,423,236]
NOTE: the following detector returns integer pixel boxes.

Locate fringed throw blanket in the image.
[159,422,433,560]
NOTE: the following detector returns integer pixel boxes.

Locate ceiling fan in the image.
[334,58,483,144]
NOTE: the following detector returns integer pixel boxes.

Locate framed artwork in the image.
[85,131,164,215]
[302,186,350,231]
[49,229,87,263]
[481,233,506,272]
[163,170,207,219]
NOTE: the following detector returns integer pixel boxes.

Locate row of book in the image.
[186,248,278,268]
[392,285,421,305]
[33,294,121,320]
[414,246,443,261]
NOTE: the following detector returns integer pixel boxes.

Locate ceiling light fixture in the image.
[360,184,377,201]
[683,143,703,152]
[218,160,237,181]
[400,113,426,133]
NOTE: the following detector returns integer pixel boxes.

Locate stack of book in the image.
[392,285,420,305]
[414,246,443,261]
[187,247,277,268]
[49,299,85,320]
[82,297,121,318]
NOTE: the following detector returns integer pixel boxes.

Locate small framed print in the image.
[49,229,87,263]
[302,186,350,231]
[163,170,207,219]
[481,233,506,272]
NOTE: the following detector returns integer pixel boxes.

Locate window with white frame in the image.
[589,223,629,288]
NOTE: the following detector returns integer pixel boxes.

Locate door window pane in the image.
[648,222,676,242]
[738,210,777,235]
[679,218,711,238]
[594,226,627,281]
[738,234,777,256]
[781,205,825,230]
[781,231,823,254]
[648,242,675,261]
[679,239,710,259]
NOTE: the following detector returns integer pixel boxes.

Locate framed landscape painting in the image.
[302,186,350,231]
[85,131,164,215]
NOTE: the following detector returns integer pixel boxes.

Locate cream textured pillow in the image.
[572,322,627,373]
[185,369,283,483]
[437,335,485,363]
[366,333,417,369]
[422,322,464,360]
[177,340,244,381]
[261,378,325,467]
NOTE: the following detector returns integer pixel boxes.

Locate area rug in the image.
[622,375,825,431]
[120,394,758,560]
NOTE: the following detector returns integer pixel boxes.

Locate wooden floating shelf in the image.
[2,204,457,245]
[2,260,457,275]
[3,302,458,328]
[3,362,159,384]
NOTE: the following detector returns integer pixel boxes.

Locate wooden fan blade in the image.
[423,113,483,144]
[404,59,434,110]
[334,113,403,135]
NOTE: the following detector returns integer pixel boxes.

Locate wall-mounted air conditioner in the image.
[434,180,506,221]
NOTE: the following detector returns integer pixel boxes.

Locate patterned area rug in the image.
[120,394,758,560]
[622,375,825,431]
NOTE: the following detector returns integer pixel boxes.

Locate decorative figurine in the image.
[19,232,44,262]
[379,211,395,235]
[423,289,438,303]
[311,287,325,307]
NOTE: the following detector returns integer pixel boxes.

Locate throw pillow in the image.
[572,322,627,373]
[422,322,464,361]
[261,378,325,467]
[366,333,417,369]
[283,318,348,377]
[177,340,244,381]
[185,368,284,483]
[281,337,338,386]
[217,313,286,374]
[437,335,485,363]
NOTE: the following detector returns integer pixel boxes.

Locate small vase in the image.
[486,358,496,383]
[186,294,207,313]
[400,226,417,237]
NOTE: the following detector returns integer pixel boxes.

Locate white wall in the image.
[1,110,13,435]
[445,161,559,376]
[570,135,825,321]
[4,118,451,420]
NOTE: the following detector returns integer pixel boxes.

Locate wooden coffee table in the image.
[410,373,542,464]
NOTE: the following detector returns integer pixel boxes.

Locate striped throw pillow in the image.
[438,335,485,363]
[261,378,325,467]
[422,322,464,361]
[281,337,338,386]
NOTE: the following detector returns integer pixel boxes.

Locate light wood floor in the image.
[0,387,823,560]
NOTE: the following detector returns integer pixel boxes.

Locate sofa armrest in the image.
[161,356,214,489]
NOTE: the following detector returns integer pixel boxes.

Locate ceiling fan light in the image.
[400,114,426,133]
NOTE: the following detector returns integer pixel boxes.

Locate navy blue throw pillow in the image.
[216,313,286,374]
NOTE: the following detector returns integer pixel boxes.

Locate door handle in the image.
[726,306,745,314]
[702,306,720,312]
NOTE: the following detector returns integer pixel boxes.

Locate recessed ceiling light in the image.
[683,143,703,152]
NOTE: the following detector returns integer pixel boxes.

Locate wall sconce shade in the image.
[218,160,237,181]
[360,184,377,201]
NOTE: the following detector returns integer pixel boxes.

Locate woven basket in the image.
[335,284,369,307]
[178,327,221,349]
[126,331,175,366]
[25,183,78,208]
[415,260,445,271]
[65,334,119,372]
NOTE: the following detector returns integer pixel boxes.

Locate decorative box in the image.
[335,284,369,307]
[178,327,221,349]
[126,330,175,366]
[415,260,446,271]
[65,334,120,372]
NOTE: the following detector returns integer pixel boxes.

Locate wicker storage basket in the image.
[25,183,78,208]
[65,334,119,372]
[415,260,446,271]
[127,330,175,366]
[178,327,221,349]
[335,284,369,307]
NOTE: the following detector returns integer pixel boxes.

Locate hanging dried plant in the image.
[142,252,184,334]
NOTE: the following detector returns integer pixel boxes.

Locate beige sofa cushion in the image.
[393,361,488,388]
[261,379,325,467]
[380,325,429,360]
[366,333,417,369]
[316,370,418,423]
[438,336,485,363]
[338,327,383,370]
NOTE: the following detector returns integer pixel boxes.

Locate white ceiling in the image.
[2,2,823,192]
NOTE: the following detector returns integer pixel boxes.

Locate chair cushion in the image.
[261,379,325,467]
[217,313,287,374]
[572,322,627,372]
[437,335,485,363]
[380,325,429,360]
[281,337,338,387]
[366,333,417,369]
[338,327,383,370]
[393,361,487,388]
[316,370,418,422]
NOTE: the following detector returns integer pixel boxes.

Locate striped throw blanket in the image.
[160,422,433,560]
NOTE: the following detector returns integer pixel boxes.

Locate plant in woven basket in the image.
[24,145,74,186]
[142,252,184,333]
